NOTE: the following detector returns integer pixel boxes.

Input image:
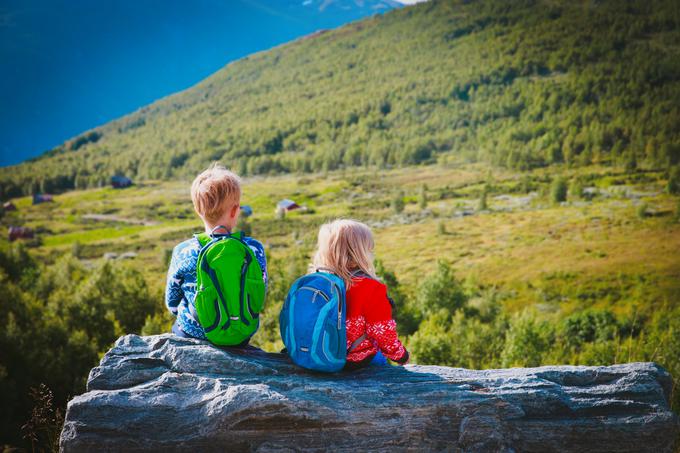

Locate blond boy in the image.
[165,164,267,340]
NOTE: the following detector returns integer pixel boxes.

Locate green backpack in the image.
[193,229,265,346]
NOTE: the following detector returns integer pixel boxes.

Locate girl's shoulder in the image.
[350,274,386,293]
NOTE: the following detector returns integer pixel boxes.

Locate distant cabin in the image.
[32,193,53,205]
[2,201,16,211]
[111,176,133,189]
[240,205,253,217]
[277,199,300,212]
[8,226,34,242]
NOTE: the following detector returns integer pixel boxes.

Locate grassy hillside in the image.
[2,161,679,448]
[2,0,680,197]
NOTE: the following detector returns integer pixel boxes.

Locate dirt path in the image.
[81,214,158,226]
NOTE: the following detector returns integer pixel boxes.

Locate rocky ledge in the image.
[60,334,678,452]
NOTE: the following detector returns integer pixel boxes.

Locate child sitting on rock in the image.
[165,163,267,345]
[311,219,409,369]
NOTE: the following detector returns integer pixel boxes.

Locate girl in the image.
[311,219,409,370]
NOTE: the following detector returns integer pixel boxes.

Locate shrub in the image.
[419,184,428,209]
[408,309,507,368]
[415,261,467,317]
[557,309,619,352]
[501,311,554,367]
[551,177,568,203]
[569,177,584,200]
[637,202,648,219]
[478,184,489,211]
[71,241,82,259]
[668,166,680,195]
[392,190,405,214]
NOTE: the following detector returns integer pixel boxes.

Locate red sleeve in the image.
[363,281,408,363]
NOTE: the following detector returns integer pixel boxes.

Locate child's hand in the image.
[395,350,410,366]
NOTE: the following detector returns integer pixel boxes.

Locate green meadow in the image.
[2,162,679,449]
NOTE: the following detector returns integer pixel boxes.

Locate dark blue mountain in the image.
[0,0,406,166]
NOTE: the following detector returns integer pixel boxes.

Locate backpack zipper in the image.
[308,272,344,330]
[299,286,330,302]
[237,251,253,327]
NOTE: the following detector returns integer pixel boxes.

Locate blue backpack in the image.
[279,270,366,372]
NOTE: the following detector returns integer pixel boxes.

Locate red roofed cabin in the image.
[8,226,34,242]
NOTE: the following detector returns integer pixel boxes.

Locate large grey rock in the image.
[60,334,678,452]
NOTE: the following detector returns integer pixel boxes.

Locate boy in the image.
[165,163,267,341]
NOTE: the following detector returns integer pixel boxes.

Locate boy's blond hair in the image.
[311,219,378,288]
[191,163,241,223]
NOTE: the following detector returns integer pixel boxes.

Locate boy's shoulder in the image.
[174,234,265,254]
[243,236,265,253]
[173,237,201,256]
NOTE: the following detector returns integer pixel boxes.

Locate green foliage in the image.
[409,310,507,369]
[141,311,174,336]
[392,190,405,214]
[637,202,648,219]
[551,177,568,203]
[624,152,638,173]
[668,166,680,195]
[437,220,446,235]
[478,184,489,211]
[375,260,420,336]
[71,241,82,259]
[569,177,584,200]
[501,311,555,367]
[418,184,428,209]
[0,243,157,449]
[415,261,467,318]
[3,0,680,197]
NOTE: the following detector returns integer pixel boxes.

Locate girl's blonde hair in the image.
[311,219,378,288]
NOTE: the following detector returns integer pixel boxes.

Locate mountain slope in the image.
[1,0,679,197]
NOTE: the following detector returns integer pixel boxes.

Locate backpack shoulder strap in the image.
[351,270,375,281]
[195,232,211,248]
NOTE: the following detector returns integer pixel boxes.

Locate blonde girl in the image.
[311,219,409,369]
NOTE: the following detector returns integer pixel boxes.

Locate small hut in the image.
[2,201,16,211]
[111,176,133,189]
[8,226,34,241]
[277,199,300,212]
[32,193,54,205]
[240,205,253,217]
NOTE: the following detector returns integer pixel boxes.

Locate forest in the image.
[0,0,679,197]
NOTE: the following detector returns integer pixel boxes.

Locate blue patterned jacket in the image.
[165,234,268,339]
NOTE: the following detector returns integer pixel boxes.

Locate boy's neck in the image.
[202,205,239,235]
[204,223,233,235]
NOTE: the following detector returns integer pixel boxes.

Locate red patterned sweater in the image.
[345,276,409,364]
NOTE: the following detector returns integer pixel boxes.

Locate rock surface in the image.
[60,334,678,452]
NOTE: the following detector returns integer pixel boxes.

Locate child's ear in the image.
[230,204,240,219]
